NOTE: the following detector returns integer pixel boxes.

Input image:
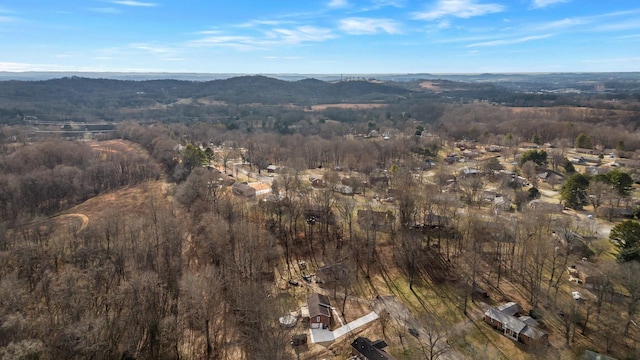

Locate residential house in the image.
[596,207,634,219]
[249,182,271,196]
[461,167,480,177]
[462,149,479,159]
[529,199,564,213]
[484,302,548,345]
[304,206,335,225]
[307,293,331,329]
[567,263,611,290]
[537,171,563,183]
[575,148,597,155]
[309,176,325,187]
[351,337,397,360]
[519,142,539,149]
[232,182,256,197]
[332,184,354,195]
[315,263,348,284]
[357,209,395,233]
[369,175,390,187]
[585,166,609,176]
[423,214,452,228]
[615,158,640,169]
[266,164,278,173]
[444,155,460,164]
[584,350,617,360]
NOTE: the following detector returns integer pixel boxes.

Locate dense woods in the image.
[1,74,640,359]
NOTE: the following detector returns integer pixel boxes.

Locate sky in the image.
[1,0,639,74]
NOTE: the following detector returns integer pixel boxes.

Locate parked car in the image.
[288,280,299,286]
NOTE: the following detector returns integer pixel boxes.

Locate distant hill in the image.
[0,75,414,107]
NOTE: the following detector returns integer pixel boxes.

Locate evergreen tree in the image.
[610,220,640,263]
[561,173,589,209]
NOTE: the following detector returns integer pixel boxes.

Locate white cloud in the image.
[534,17,589,30]
[438,20,451,29]
[237,19,294,28]
[0,62,61,71]
[413,0,504,20]
[532,0,571,8]
[266,26,336,44]
[582,57,640,64]
[468,34,552,47]
[189,35,261,51]
[89,7,121,14]
[129,43,173,54]
[371,0,405,8]
[593,20,640,32]
[339,17,401,34]
[190,25,335,51]
[328,0,349,8]
[112,1,158,7]
[264,56,302,60]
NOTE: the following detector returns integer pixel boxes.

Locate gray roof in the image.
[518,315,540,327]
[307,293,331,318]
[497,302,523,316]
[485,307,527,333]
[486,305,547,340]
[520,323,547,339]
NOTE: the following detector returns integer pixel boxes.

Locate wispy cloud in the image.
[264,56,302,60]
[339,17,401,34]
[189,35,260,51]
[88,7,121,14]
[129,43,173,54]
[534,17,589,31]
[531,9,640,32]
[328,0,349,8]
[112,1,158,7]
[593,20,640,32]
[368,0,406,9]
[413,0,504,20]
[0,62,61,71]
[0,8,18,22]
[582,56,640,64]
[265,26,336,44]
[190,26,335,51]
[237,19,294,28]
[468,34,552,47]
[532,0,571,9]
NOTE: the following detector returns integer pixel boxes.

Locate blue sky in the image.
[1,0,639,73]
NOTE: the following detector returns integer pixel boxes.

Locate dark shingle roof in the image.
[307,293,331,318]
[351,337,396,360]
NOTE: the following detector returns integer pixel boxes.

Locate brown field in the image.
[53,180,171,235]
[88,139,151,158]
[196,96,227,106]
[419,81,442,90]
[308,103,388,111]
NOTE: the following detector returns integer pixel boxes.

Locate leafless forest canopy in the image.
[1,74,640,359]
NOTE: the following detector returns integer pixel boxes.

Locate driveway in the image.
[309,311,379,343]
